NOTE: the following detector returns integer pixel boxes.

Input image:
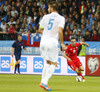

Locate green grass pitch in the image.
[0,74,100,92]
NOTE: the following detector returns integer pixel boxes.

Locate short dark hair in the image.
[18,33,22,37]
[65,43,68,46]
[48,1,58,11]
[70,37,76,41]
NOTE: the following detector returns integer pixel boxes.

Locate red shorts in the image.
[67,57,82,71]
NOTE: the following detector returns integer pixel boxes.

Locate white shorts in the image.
[40,37,58,63]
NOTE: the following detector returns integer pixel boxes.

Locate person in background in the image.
[90,29,100,41]
[77,37,86,56]
[83,30,91,41]
[11,34,27,74]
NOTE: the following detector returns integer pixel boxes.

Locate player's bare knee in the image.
[18,60,20,64]
[80,66,84,71]
[16,62,18,65]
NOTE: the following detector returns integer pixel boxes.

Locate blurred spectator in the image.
[8,24,16,34]
[7,17,16,26]
[69,31,76,40]
[11,6,18,17]
[6,11,12,22]
[95,5,100,17]
[83,7,88,18]
[58,2,63,14]
[27,1,32,10]
[64,14,68,24]
[28,24,33,33]
[33,1,39,12]
[91,1,96,13]
[40,1,47,10]
[16,19,21,28]
[0,0,5,7]
[73,25,78,35]
[61,8,66,16]
[74,14,80,24]
[63,1,67,12]
[91,30,100,41]
[38,12,43,24]
[89,14,96,24]
[25,6,29,15]
[67,18,72,28]
[66,25,71,35]
[24,14,31,23]
[92,19,98,29]
[79,1,87,14]
[63,31,69,41]
[88,8,93,18]
[0,6,6,17]
[22,19,28,28]
[0,19,6,31]
[33,25,37,33]
[81,14,86,24]
[83,30,91,41]
[13,13,18,21]
[19,24,27,33]
[72,1,78,11]
[96,13,100,21]
[27,18,36,30]
[3,0,10,12]
[4,24,9,32]
[15,24,20,32]
[81,24,86,35]
[97,21,100,35]
[8,24,16,39]
[70,20,77,30]
[33,11,38,22]
[81,18,86,25]
[76,29,82,41]
[86,19,92,32]
[19,13,24,23]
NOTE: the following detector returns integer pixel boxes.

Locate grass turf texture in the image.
[0,74,100,92]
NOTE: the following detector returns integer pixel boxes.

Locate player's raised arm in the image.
[80,42,89,47]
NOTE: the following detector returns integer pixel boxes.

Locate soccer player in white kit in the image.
[39,1,66,91]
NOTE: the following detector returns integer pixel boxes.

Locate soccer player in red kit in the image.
[63,37,89,82]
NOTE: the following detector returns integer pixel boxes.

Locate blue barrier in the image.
[0,41,100,55]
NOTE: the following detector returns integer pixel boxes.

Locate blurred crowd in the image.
[0,0,100,41]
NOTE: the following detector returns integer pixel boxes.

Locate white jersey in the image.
[39,12,65,41]
[40,12,65,62]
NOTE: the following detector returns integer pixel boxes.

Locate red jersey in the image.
[65,43,81,60]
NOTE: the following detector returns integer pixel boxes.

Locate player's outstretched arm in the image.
[63,52,72,62]
[81,42,89,47]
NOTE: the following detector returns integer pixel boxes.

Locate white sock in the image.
[43,65,56,85]
[41,64,50,83]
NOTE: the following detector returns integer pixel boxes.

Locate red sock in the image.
[78,73,85,79]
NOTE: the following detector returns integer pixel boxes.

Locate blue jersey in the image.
[12,40,25,54]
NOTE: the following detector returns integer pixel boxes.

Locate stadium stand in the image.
[0,0,100,41]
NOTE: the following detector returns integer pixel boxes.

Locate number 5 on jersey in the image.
[48,19,54,30]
